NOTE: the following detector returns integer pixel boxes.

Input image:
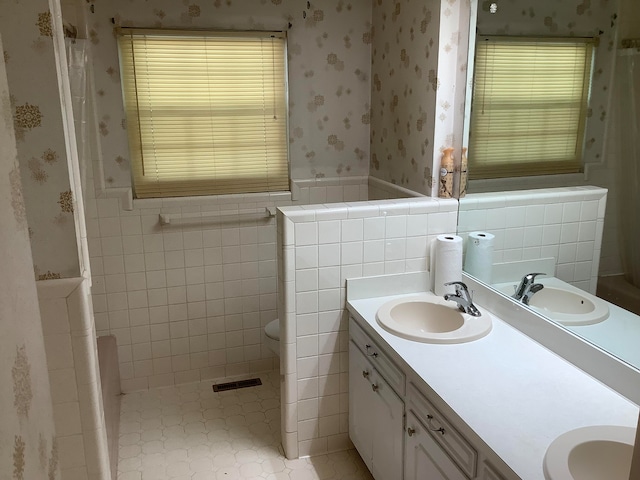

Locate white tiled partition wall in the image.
[457,186,607,294]
[86,178,369,393]
[276,197,459,459]
[38,278,112,479]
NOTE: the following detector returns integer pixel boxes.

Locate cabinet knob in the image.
[371,383,379,392]
[407,427,416,437]
[365,344,379,358]
[362,370,369,378]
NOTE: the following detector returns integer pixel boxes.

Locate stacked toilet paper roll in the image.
[431,234,463,296]
[464,231,495,284]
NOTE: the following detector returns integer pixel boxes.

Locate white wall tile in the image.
[184,249,204,268]
[562,202,582,223]
[295,223,318,246]
[524,205,545,226]
[143,234,164,253]
[341,219,363,242]
[544,204,563,224]
[406,214,429,237]
[318,221,341,244]
[558,243,577,264]
[296,246,319,269]
[318,289,341,312]
[99,217,121,237]
[145,252,166,271]
[121,216,142,236]
[579,221,597,242]
[580,200,599,222]
[340,242,363,265]
[101,237,123,256]
[427,212,453,235]
[385,216,407,238]
[363,217,385,240]
[560,223,580,244]
[183,231,204,249]
[318,267,341,290]
[542,225,561,245]
[523,226,543,248]
[296,269,319,293]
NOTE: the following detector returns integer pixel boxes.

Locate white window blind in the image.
[118,29,289,198]
[469,37,594,179]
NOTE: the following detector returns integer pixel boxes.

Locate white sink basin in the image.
[495,280,609,326]
[376,293,492,344]
[528,287,609,326]
[544,425,636,480]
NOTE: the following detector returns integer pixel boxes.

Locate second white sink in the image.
[544,425,636,480]
[376,293,492,344]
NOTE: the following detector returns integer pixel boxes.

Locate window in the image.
[469,37,594,179]
[118,29,289,198]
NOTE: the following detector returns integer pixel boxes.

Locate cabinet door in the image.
[370,369,405,480]
[349,341,375,471]
[405,411,467,480]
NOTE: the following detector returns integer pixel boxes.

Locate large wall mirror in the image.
[457,0,640,372]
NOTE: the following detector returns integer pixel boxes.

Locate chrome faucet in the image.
[513,273,546,305]
[443,281,481,317]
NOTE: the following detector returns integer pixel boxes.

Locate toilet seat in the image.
[264,319,280,357]
[265,319,280,341]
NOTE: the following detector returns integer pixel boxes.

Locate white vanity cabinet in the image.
[349,340,404,480]
[349,317,512,480]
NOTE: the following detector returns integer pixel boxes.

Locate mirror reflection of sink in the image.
[528,287,596,314]
[495,279,609,326]
[376,293,492,344]
[528,287,609,326]
[543,425,636,480]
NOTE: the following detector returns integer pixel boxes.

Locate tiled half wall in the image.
[38,278,112,479]
[457,186,607,294]
[277,197,458,458]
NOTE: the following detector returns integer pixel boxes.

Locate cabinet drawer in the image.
[349,317,405,396]
[408,383,477,478]
[405,411,467,480]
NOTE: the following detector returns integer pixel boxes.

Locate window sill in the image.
[468,172,588,194]
[132,190,292,211]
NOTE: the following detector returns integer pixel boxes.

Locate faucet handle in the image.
[524,273,546,281]
[444,281,470,297]
[444,281,467,288]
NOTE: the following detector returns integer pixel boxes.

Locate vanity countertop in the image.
[346,277,639,480]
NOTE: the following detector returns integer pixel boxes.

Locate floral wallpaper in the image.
[368,0,470,196]
[86,0,373,187]
[0,0,81,279]
[0,32,60,480]
[475,0,618,175]
[369,0,440,194]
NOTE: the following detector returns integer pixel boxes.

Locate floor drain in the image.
[212,378,262,392]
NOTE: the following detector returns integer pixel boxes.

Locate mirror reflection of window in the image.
[469,37,594,179]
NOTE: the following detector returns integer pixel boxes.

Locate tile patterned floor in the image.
[117,371,373,480]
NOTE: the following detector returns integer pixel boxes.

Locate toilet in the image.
[264,318,280,356]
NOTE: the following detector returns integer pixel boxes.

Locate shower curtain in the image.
[65,38,90,198]
[616,49,640,287]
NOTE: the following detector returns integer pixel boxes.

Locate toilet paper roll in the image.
[432,234,463,296]
[464,231,495,284]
